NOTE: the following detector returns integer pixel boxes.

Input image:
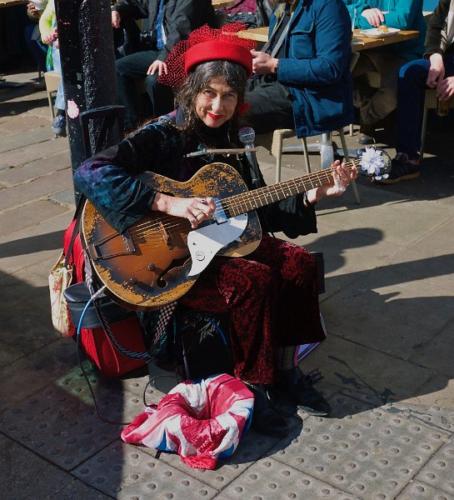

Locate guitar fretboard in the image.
[223,159,360,217]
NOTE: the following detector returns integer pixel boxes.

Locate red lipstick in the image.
[207,112,224,121]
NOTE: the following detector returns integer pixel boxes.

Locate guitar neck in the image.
[223,159,360,217]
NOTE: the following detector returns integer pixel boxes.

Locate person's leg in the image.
[246,235,329,415]
[144,73,175,118]
[51,46,67,137]
[359,52,405,126]
[181,252,288,437]
[244,77,295,133]
[116,50,159,130]
[396,58,430,156]
[52,46,65,111]
[24,24,47,73]
[377,58,429,184]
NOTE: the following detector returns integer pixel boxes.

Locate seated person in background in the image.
[39,0,66,137]
[244,0,354,140]
[112,0,217,131]
[24,1,47,75]
[217,0,271,28]
[377,0,454,184]
[111,2,142,58]
[347,0,426,144]
[74,26,357,436]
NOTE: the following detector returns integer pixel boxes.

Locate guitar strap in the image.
[64,195,86,269]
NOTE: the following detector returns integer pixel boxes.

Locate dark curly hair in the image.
[175,60,249,135]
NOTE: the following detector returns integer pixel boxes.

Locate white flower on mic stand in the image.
[360,147,389,181]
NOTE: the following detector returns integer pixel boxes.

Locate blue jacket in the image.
[344,0,426,60]
[274,0,354,137]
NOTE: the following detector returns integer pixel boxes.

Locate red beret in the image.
[184,40,252,76]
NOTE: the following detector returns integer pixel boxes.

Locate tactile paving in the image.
[0,381,143,470]
[219,457,356,499]
[155,427,286,489]
[414,439,454,496]
[397,481,454,500]
[272,394,450,499]
[382,403,454,434]
[73,441,217,499]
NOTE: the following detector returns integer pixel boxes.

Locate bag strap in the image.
[64,195,86,268]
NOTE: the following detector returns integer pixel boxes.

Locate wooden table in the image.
[212,0,236,9]
[237,26,268,43]
[351,29,419,51]
[237,26,419,52]
[0,0,27,7]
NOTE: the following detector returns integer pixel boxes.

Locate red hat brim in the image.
[184,40,252,76]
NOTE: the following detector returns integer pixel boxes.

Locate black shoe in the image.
[248,383,289,438]
[51,114,67,138]
[376,153,420,185]
[276,368,331,417]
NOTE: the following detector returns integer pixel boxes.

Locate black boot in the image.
[247,383,289,438]
[276,367,331,417]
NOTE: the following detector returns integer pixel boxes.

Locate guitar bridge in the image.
[89,231,136,261]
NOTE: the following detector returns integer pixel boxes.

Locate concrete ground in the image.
[1,70,454,500]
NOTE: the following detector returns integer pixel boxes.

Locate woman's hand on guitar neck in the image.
[306,160,358,204]
[152,193,216,228]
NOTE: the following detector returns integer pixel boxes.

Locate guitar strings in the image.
[129,161,360,238]
[130,163,357,238]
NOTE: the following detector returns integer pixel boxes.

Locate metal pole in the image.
[55,0,120,202]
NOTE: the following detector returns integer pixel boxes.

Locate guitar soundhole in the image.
[157,277,168,288]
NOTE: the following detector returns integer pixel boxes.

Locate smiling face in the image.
[194,76,239,128]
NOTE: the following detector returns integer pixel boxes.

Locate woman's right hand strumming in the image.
[152,193,216,229]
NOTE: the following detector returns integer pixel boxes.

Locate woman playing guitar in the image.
[75,24,357,437]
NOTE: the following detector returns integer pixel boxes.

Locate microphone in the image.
[238,127,261,188]
[238,127,256,150]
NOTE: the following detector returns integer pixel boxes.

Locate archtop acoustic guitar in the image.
[81,152,388,310]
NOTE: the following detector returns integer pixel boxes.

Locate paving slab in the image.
[0,199,69,236]
[0,211,73,274]
[403,376,454,409]
[219,456,357,500]
[155,427,288,490]
[0,434,76,499]
[73,441,218,499]
[387,217,454,298]
[0,137,69,170]
[414,438,454,497]
[0,382,126,470]
[373,402,454,435]
[0,150,70,186]
[0,125,53,153]
[48,479,113,500]
[397,481,454,500]
[408,317,454,378]
[0,338,76,412]
[271,394,449,499]
[313,196,453,247]
[299,335,435,404]
[0,112,50,135]
[319,268,454,361]
[0,168,74,211]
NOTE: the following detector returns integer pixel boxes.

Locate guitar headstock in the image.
[358,147,392,181]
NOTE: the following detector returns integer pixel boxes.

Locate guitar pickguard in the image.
[187,214,248,276]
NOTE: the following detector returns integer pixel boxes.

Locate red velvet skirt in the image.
[181,235,325,385]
